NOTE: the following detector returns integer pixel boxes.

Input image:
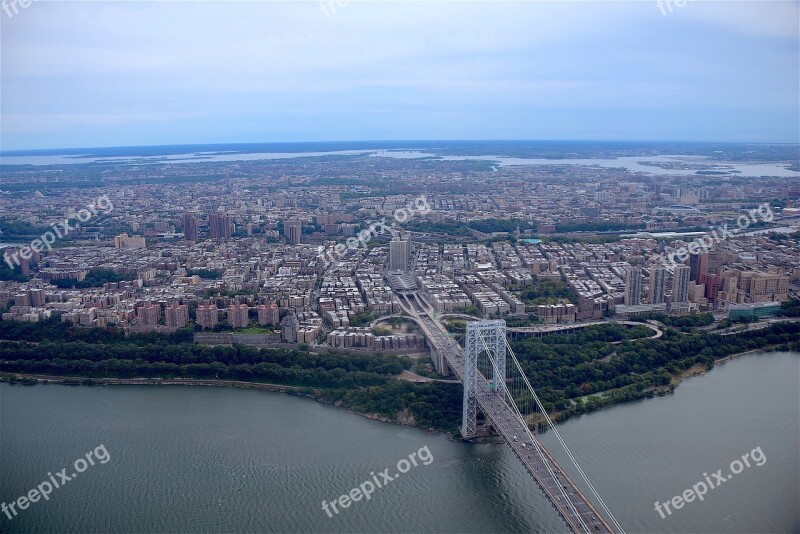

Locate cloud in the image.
[1,1,797,149]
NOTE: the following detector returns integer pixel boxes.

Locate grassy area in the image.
[373,317,420,334]
[517,278,578,306]
[235,326,279,334]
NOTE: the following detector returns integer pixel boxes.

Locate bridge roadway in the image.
[399,294,614,534]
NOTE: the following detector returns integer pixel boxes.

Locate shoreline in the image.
[0,372,443,434]
[713,348,768,365]
[1,347,792,435]
[0,374,303,393]
[537,345,794,423]
[669,347,784,389]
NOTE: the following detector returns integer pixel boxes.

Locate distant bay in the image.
[2,142,798,178]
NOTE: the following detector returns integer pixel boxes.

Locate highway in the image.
[397,293,615,533]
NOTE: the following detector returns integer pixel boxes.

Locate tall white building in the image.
[284,220,302,245]
[624,266,642,305]
[648,267,667,304]
[672,265,690,303]
[389,233,411,271]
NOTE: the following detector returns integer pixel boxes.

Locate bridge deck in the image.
[404,296,615,534]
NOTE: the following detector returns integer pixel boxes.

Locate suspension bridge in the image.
[397,293,625,534]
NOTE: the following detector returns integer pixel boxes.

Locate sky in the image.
[0,0,798,150]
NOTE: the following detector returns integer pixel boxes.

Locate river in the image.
[1,351,798,533]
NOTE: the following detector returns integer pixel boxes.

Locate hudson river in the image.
[1,351,798,533]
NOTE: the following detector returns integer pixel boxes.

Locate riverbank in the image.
[545,342,798,423]
[3,344,794,438]
[0,372,443,434]
[0,373,303,393]
[669,346,787,389]
[713,347,769,364]
[3,317,797,436]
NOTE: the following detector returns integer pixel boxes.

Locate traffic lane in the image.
[419,314,611,533]
[481,404,607,531]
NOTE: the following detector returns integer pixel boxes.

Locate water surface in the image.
[1,352,797,533]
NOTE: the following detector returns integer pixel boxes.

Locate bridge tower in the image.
[462,320,506,439]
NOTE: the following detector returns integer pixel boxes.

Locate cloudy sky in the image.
[1,1,798,150]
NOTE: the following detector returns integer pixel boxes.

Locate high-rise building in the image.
[718,274,739,304]
[29,288,46,307]
[341,224,357,237]
[690,253,709,282]
[727,268,790,303]
[197,303,219,329]
[707,250,721,275]
[183,213,199,241]
[624,266,642,305]
[227,304,249,328]
[281,313,299,343]
[209,213,232,240]
[704,274,720,304]
[389,233,411,271]
[165,303,189,328]
[136,303,161,325]
[648,267,667,304]
[19,255,31,277]
[258,303,280,326]
[672,265,690,303]
[284,220,302,245]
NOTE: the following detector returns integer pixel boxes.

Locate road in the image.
[397,292,615,533]
[507,320,662,341]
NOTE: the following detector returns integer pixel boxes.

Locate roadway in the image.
[397,292,615,534]
[507,320,662,341]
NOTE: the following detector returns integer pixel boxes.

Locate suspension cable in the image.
[503,337,627,534]
[476,330,590,534]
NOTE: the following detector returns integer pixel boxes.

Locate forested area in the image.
[1,318,797,433]
[319,381,463,432]
[51,268,136,289]
[633,312,715,328]
[466,218,537,234]
[0,262,30,282]
[511,322,800,419]
[779,298,800,317]
[553,222,646,233]
[0,317,467,431]
[518,278,579,305]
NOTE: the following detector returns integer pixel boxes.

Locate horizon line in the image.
[3,138,799,155]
